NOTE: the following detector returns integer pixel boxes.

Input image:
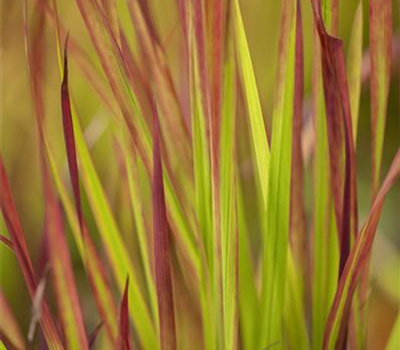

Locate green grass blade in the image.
[233,0,270,209]
[259,0,297,347]
[220,35,238,350]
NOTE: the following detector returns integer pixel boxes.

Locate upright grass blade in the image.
[323,148,400,350]
[152,105,177,350]
[370,0,393,197]
[118,278,132,350]
[346,2,363,144]
[259,0,297,348]
[289,0,307,283]
[310,1,339,348]
[233,0,270,209]
[0,157,64,350]
[220,31,238,350]
[284,3,310,349]
[237,178,258,350]
[0,292,25,350]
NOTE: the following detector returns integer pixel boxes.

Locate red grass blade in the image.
[323,147,400,349]
[118,278,132,350]
[0,156,64,350]
[311,0,358,278]
[59,35,119,343]
[61,36,83,229]
[152,104,177,350]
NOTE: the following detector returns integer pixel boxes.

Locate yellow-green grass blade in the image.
[233,0,270,209]
[186,3,216,349]
[52,18,157,350]
[259,0,297,347]
[119,127,158,322]
[69,0,200,278]
[346,2,363,144]
[220,34,238,350]
[43,120,118,345]
[385,312,400,350]
[237,178,258,350]
[284,250,310,350]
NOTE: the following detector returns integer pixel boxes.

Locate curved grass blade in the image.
[152,105,177,350]
[323,148,400,350]
[259,0,297,347]
[0,157,64,350]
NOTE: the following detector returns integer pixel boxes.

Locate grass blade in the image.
[45,182,89,350]
[323,148,400,350]
[233,0,270,208]
[370,0,393,197]
[259,0,297,347]
[220,32,238,350]
[346,2,363,144]
[0,157,64,350]
[152,105,177,350]
[118,278,132,350]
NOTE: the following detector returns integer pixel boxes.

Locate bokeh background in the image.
[1,0,399,348]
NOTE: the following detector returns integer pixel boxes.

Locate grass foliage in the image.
[0,0,399,349]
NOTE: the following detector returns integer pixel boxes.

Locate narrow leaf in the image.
[259,0,297,347]
[370,0,393,197]
[152,105,177,350]
[118,278,132,350]
[233,0,270,208]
